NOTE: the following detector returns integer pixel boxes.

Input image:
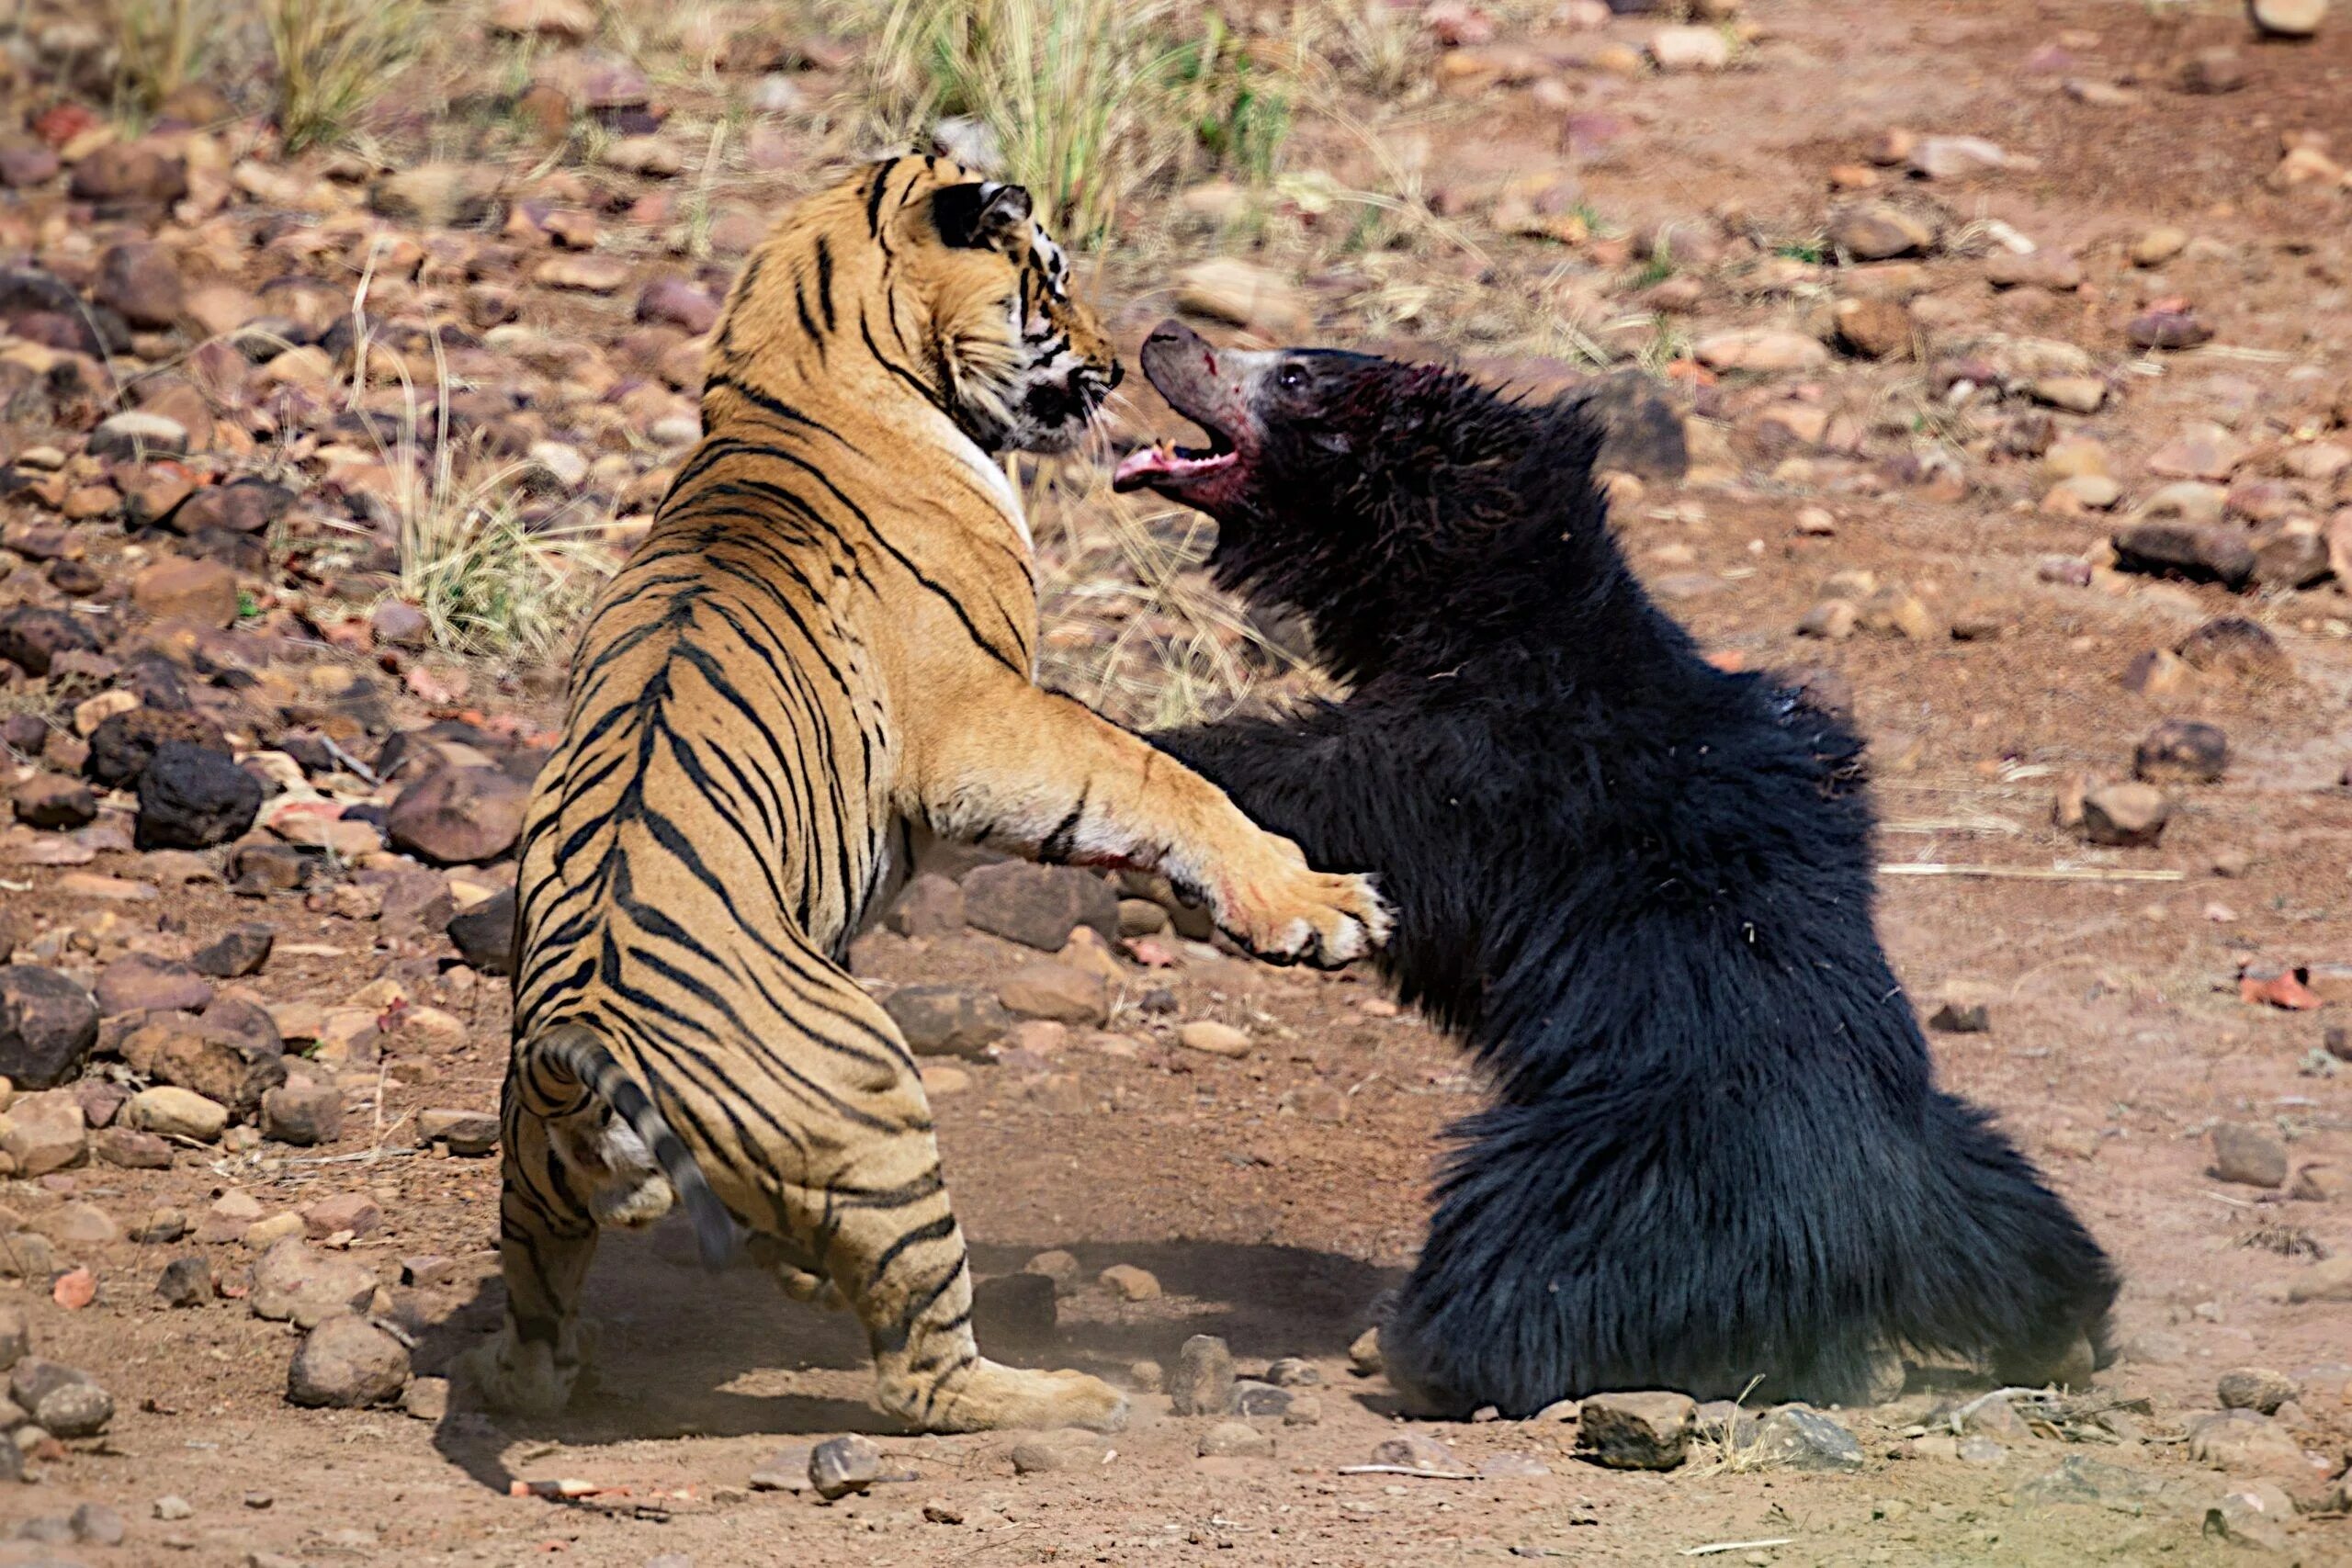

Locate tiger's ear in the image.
[931,181,1033,252]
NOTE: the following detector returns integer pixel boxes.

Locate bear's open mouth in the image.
[1111,424,1238,493]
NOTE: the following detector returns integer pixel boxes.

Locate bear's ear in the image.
[932,181,1033,252]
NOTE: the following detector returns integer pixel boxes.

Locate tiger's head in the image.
[710,155,1119,457]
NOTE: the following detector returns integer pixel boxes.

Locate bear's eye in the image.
[1275,364,1306,391]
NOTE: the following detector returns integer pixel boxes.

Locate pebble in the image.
[386,766,530,865]
[997,963,1108,1025]
[2211,1122,2289,1189]
[961,863,1117,951]
[885,985,1012,1059]
[750,1444,813,1491]
[1693,328,1828,374]
[1098,1263,1161,1302]
[1576,1391,1695,1470]
[1177,1021,1251,1057]
[2250,0,2328,38]
[262,1081,344,1146]
[287,1314,410,1407]
[1197,1420,1274,1458]
[1174,259,1310,338]
[1170,1334,1237,1416]
[2217,1367,2300,1415]
[2131,226,2189,266]
[809,1434,884,1500]
[2134,719,2228,784]
[1647,25,1731,70]
[127,1084,229,1143]
[0,965,101,1090]
[156,1254,215,1307]
[1829,205,1936,261]
[249,1236,379,1326]
[1370,1432,1461,1472]
[137,741,264,850]
[1758,1404,1866,1471]
[418,1108,499,1154]
[2079,783,2170,848]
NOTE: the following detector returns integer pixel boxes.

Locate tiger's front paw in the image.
[1216,848,1392,969]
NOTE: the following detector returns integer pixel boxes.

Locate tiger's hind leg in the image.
[464,1077,604,1416]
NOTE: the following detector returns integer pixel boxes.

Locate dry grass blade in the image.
[262,0,426,152]
[105,0,216,114]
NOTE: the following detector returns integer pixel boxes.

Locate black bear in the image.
[1116,320,2117,1416]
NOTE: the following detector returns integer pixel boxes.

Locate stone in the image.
[2211,1122,2289,1188]
[2129,309,2213,352]
[1175,259,1310,338]
[1830,205,1936,260]
[2111,523,2253,589]
[96,953,214,1015]
[157,1255,214,1307]
[175,479,292,536]
[961,863,1119,951]
[69,142,187,205]
[136,741,262,850]
[1,1089,86,1175]
[132,557,240,628]
[93,242,185,330]
[491,0,595,39]
[127,1085,228,1142]
[446,886,517,976]
[1693,329,1828,374]
[2079,784,2168,848]
[970,1272,1056,1347]
[122,1014,283,1116]
[998,964,1109,1025]
[387,767,529,865]
[304,1192,382,1239]
[638,276,719,336]
[368,164,503,229]
[11,773,95,831]
[750,1443,814,1491]
[2028,375,2106,414]
[2250,523,2332,590]
[1576,1391,1695,1470]
[89,408,189,461]
[288,1314,409,1407]
[884,986,1011,1059]
[2179,51,2245,95]
[1010,1429,1105,1473]
[885,873,965,937]
[1198,1420,1275,1458]
[1647,24,1730,69]
[70,1501,126,1545]
[1907,134,2011,179]
[2187,1409,2306,1474]
[192,923,275,978]
[1177,1021,1252,1057]
[0,1303,27,1369]
[0,967,100,1089]
[601,136,683,177]
[1797,599,1859,640]
[250,1237,378,1327]
[0,605,101,677]
[1171,1334,1237,1416]
[808,1434,883,1500]
[535,254,633,293]
[37,1379,113,1438]
[2135,719,2228,784]
[2177,617,2288,681]
[1984,251,2083,291]
[2249,0,2328,38]
[1928,999,1990,1033]
[85,709,230,789]
[1370,1433,1461,1472]
[1099,1263,1162,1302]
[96,1126,173,1168]
[418,1108,499,1154]
[32,1201,116,1249]
[1833,297,1913,359]
[2218,1368,2300,1416]
[2288,1258,2352,1302]
[262,1082,343,1146]
[401,1376,450,1421]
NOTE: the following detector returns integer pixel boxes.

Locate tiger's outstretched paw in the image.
[886,1360,1128,1434]
[1216,849,1391,969]
[460,1321,588,1416]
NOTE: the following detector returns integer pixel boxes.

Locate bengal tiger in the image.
[464,154,1390,1435]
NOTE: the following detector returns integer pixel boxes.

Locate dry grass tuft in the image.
[261,0,427,152]
[104,0,217,115]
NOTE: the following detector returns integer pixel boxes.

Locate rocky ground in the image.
[2,0,2351,1562]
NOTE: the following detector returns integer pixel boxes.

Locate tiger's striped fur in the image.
[466,156,1390,1434]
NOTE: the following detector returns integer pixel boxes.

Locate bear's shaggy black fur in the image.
[1121,321,2118,1416]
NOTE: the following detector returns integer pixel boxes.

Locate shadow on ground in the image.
[422,1220,1404,1495]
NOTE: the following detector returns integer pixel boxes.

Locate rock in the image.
[37,1378,113,1437]
[1023,1249,1082,1294]
[175,479,292,536]
[122,1014,283,1116]
[92,242,184,330]
[491,0,595,39]
[0,967,100,1089]
[1370,1432,1461,1472]
[1830,205,1936,260]
[2211,1122,2289,1188]
[1198,1421,1275,1458]
[1097,1263,1162,1302]
[386,766,529,864]
[96,1126,173,1168]
[1175,259,1310,338]
[997,964,1109,1025]
[0,606,103,678]
[1,1089,86,1175]
[809,1434,883,1500]
[85,708,230,789]
[885,874,965,937]
[2188,1409,2306,1474]
[601,136,683,177]
[402,1375,450,1421]
[192,922,275,978]
[1985,251,2083,290]
[1692,329,1828,374]
[250,1237,378,1326]
[2218,1368,2300,1416]
[884,986,1011,1058]
[2249,0,2328,38]
[970,1272,1056,1347]
[2135,719,2228,784]
[1171,1335,1237,1416]
[2150,423,2246,481]
[1576,1391,1695,1470]
[750,1444,814,1492]
[88,408,188,460]
[10,773,92,832]
[2287,1258,2352,1302]
[304,1193,382,1239]
[0,1303,27,1369]
[446,886,517,976]
[70,1501,126,1545]
[368,164,503,228]
[1745,1404,1863,1471]
[2129,309,2213,352]
[1797,599,1859,640]
[2177,617,2288,681]
[69,142,187,205]
[136,741,262,850]
[1177,1021,1252,1058]
[1833,297,1914,359]
[288,1314,409,1407]
[961,863,1118,951]
[95,953,214,1015]
[261,1082,343,1147]
[418,1108,499,1155]
[1011,1429,1106,1472]
[132,557,240,628]
[2203,1486,2296,1553]
[1928,999,1990,1033]
[535,254,633,293]
[2080,783,2169,848]
[1647,25,1730,69]
[2250,523,2332,590]
[2111,523,2254,589]
[2179,51,2245,95]
[127,1085,228,1142]
[638,276,719,336]
[1907,134,2012,179]
[157,1254,215,1306]
[1349,1326,1384,1376]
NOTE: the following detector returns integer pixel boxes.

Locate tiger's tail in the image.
[536,1022,737,1270]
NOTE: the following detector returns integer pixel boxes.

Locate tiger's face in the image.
[891,165,1120,456]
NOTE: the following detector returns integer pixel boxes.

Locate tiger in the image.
[463,154,1391,1436]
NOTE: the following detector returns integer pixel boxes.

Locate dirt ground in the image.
[5,0,2352,1563]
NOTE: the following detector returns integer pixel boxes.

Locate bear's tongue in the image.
[1112,441,1238,493]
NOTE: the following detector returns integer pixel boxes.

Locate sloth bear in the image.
[1116,320,2117,1416]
